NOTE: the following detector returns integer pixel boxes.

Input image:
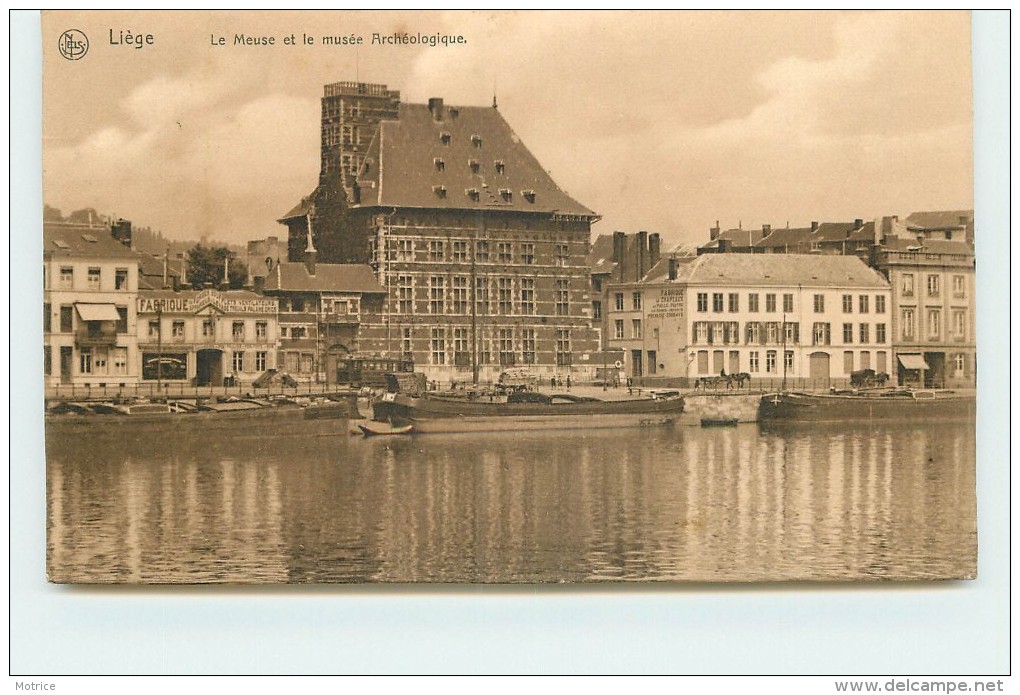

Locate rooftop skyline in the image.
[42,10,973,247]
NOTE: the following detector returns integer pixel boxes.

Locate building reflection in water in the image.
[47,420,975,583]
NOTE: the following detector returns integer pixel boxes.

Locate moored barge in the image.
[758,390,976,423]
[371,391,685,435]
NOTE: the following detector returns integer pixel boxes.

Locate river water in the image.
[46,419,976,583]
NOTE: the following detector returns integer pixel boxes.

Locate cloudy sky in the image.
[42,10,973,248]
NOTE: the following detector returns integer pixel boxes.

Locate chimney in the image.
[854,218,864,230]
[612,231,625,262]
[178,253,188,288]
[892,215,898,222]
[668,257,678,281]
[110,219,133,248]
[636,231,648,280]
[710,221,721,241]
[648,233,661,268]
[762,224,772,237]
[428,97,445,121]
[811,221,819,232]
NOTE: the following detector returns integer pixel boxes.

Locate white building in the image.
[606,254,893,386]
[135,289,280,386]
[43,222,140,387]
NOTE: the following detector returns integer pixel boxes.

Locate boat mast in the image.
[781,311,788,393]
[471,210,481,385]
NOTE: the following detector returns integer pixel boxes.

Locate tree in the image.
[44,204,64,221]
[67,207,105,225]
[186,244,247,290]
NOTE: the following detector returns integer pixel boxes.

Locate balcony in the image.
[76,323,118,346]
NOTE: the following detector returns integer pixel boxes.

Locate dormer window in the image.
[439,131,451,145]
[449,107,459,119]
[468,159,480,174]
[499,188,512,202]
[433,185,447,199]
[494,160,505,174]
[434,157,445,172]
[466,188,480,202]
[522,190,536,203]
[471,134,482,148]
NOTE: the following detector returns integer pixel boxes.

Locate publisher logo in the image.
[58,29,89,60]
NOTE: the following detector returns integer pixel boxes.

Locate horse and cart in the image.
[692,372,752,390]
[849,368,890,388]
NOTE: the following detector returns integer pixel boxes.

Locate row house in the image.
[280,83,600,382]
[873,217,976,388]
[43,222,140,387]
[605,254,893,385]
[587,230,664,350]
[135,289,279,386]
[261,246,387,383]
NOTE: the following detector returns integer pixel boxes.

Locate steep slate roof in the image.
[905,210,974,229]
[44,223,137,259]
[587,234,618,276]
[682,253,889,288]
[809,221,875,244]
[355,103,597,217]
[278,196,314,222]
[263,262,385,294]
[700,227,764,250]
[754,227,813,250]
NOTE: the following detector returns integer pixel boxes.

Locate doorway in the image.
[196,349,223,386]
[60,346,73,384]
[809,351,830,382]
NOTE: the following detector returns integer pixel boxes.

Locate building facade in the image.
[280,82,601,383]
[606,254,893,386]
[44,222,140,387]
[261,250,387,383]
[874,218,976,388]
[135,289,279,386]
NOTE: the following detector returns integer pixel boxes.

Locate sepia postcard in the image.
[41,10,978,586]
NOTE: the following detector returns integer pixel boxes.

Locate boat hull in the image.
[758,391,976,422]
[373,393,684,434]
[45,399,361,437]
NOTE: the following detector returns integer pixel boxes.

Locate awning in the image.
[75,303,121,322]
[898,354,929,370]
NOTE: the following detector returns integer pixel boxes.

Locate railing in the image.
[45,381,363,402]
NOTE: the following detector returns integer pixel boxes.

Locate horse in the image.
[850,369,889,388]
[727,372,751,388]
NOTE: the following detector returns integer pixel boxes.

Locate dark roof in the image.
[43,223,137,259]
[263,262,385,294]
[701,228,764,250]
[683,253,889,288]
[586,234,618,275]
[881,237,974,255]
[754,227,813,250]
[355,103,597,217]
[905,210,974,229]
[809,221,875,245]
[278,196,315,222]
